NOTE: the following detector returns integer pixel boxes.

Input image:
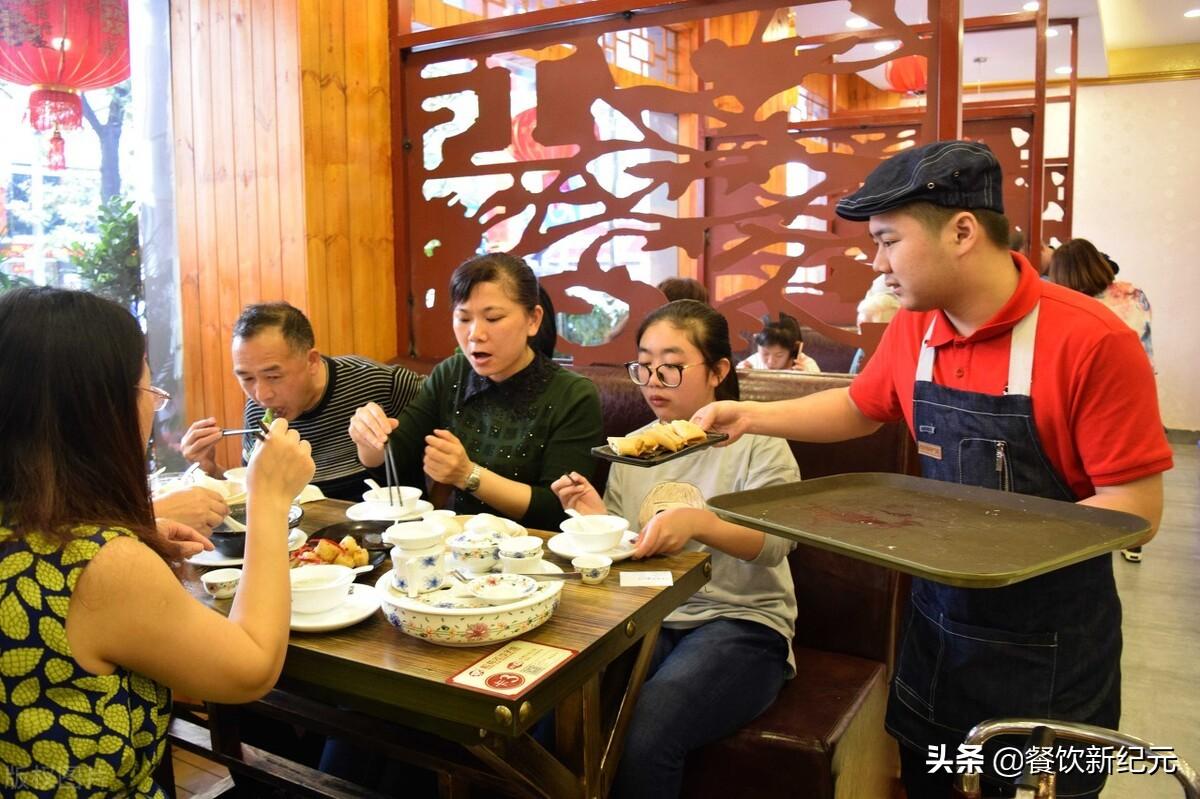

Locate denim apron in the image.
[886,305,1121,797]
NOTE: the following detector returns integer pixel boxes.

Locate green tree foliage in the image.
[69,196,142,316]
[558,289,629,346]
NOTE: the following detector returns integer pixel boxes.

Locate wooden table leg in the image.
[596,622,661,798]
[206,703,244,762]
[468,735,578,799]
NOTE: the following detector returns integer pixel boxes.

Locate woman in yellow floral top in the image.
[0,288,314,797]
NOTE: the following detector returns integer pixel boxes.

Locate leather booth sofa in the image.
[573,365,918,799]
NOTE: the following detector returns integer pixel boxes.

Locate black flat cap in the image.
[836,140,1004,221]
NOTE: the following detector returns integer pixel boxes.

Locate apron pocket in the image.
[931,611,1058,733]
[957,438,1013,491]
[892,600,942,720]
[894,595,1058,732]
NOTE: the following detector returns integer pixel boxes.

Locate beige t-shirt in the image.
[603,430,802,674]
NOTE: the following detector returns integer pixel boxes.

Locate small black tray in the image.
[302,520,390,569]
[591,432,729,467]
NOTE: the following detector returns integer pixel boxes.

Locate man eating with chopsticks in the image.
[180,302,424,500]
[693,140,1172,799]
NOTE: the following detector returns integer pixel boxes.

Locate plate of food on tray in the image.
[591,419,728,466]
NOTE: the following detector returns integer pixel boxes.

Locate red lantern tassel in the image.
[48,131,67,171]
[29,90,84,132]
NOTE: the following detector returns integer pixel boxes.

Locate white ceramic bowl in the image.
[467,573,538,604]
[382,521,444,550]
[447,531,501,573]
[500,553,544,574]
[421,509,463,537]
[497,535,544,560]
[222,467,248,483]
[290,564,354,614]
[376,572,562,647]
[560,515,630,553]
[465,513,525,538]
[200,567,242,599]
[571,554,612,585]
[362,486,422,509]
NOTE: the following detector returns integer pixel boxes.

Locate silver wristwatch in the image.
[463,463,482,493]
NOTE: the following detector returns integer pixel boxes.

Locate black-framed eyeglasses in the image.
[139,385,171,412]
[624,361,705,388]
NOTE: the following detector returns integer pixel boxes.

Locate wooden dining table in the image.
[179,499,711,799]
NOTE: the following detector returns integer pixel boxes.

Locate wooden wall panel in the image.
[171,0,397,468]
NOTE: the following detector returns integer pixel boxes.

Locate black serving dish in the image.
[210,503,305,558]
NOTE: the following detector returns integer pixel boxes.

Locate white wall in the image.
[1071,79,1200,430]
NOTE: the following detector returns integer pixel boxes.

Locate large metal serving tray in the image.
[708,473,1149,588]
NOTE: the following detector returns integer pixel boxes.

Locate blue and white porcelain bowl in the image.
[497,535,544,560]
[571,554,612,585]
[447,531,501,573]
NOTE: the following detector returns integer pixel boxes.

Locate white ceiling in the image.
[1099,0,1200,48]
[789,0,1200,87]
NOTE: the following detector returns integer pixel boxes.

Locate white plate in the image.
[188,529,308,568]
[290,583,380,633]
[345,499,433,522]
[447,555,564,577]
[547,532,637,562]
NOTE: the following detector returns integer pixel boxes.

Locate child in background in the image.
[737,313,821,372]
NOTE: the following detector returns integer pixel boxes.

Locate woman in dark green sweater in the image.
[350,254,603,530]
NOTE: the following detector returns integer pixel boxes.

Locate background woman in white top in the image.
[552,299,800,798]
[737,312,821,372]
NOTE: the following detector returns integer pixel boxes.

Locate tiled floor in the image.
[172,438,1200,798]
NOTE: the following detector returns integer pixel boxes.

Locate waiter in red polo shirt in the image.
[694,140,1172,799]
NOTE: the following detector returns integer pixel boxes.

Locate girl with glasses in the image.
[551,299,801,798]
[0,287,314,797]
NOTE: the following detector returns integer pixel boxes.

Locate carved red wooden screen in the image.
[400,0,945,365]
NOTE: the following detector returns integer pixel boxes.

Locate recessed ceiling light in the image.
[1023,1,1040,11]
[874,40,899,52]
[1185,8,1200,17]
[1055,65,1073,75]
[1046,28,1059,37]
[846,16,870,29]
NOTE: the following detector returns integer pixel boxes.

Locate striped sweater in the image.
[241,355,423,500]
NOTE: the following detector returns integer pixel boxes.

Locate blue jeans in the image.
[612,618,790,799]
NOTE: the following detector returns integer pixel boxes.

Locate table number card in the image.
[620,571,674,587]
[448,640,577,698]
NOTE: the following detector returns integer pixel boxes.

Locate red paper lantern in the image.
[509,107,583,162]
[0,1,131,166]
[884,54,928,95]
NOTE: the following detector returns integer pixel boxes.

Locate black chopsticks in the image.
[383,441,400,507]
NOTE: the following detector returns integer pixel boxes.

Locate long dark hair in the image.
[1049,238,1115,297]
[531,285,558,358]
[0,288,159,550]
[636,300,739,401]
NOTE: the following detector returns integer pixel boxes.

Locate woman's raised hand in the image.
[246,417,314,504]
[154,517,213,559]
[424,429,472,488]
[551,472,606,516]
[349,401,399,453]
